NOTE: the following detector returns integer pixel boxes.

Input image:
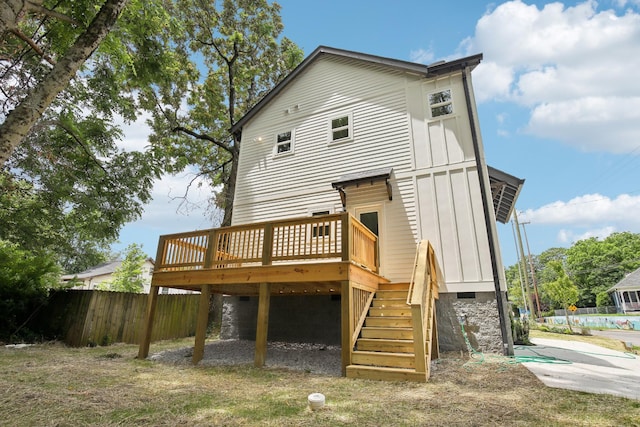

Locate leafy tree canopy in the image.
[507,232,640,310]
[1,0,302,273]
[0,240,61,342]
[99,243,148,293]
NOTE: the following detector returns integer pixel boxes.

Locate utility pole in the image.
[521,221,541,318]
[513,210,535,318]
[511,219,529,314]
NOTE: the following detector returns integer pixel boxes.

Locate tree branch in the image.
[53,121,109,175]
[171,126,232,153]
[25,2,81,27]
[9,28,56,66]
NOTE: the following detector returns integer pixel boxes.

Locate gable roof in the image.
[608,267,640,292]
[61,258,154,280]
[231,46,483,135]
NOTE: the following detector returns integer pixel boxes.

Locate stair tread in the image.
[352,350,415,357]
[357,338,414,343]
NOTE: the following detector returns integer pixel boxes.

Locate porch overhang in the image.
[332,167,393,208]
[488,166,525,224]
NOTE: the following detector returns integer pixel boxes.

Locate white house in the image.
[62,259,192,294]
[608,268,640,313]
[224,46,524,354]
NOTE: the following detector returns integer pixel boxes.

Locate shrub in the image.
[0,240,61,342]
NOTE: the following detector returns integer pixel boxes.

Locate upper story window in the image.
[428,89,453,118]
[275,130,294,156]
[329,112,353,143]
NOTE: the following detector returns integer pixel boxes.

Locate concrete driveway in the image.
[515,338,640,400]
[588,329,640,347]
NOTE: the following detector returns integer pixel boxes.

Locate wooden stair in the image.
[346,282,432,382]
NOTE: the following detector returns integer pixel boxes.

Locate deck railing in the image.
[154,212,378,273]
[406,240,442,380]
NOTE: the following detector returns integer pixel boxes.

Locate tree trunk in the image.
[564,309,573,333]
[0,0,129,165]
[221,148,240,227]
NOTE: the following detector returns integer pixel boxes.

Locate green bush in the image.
[510,311,531,345]
[0,240,61,343]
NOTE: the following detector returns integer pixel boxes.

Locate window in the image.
[312,210,330,237]
[329,113,352,142]
[275,130,293,155]
[428,89,453,118]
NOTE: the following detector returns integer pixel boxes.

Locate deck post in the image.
[341,213,350,262]
[255,282,271,367]
[193,284,211,364]
[340,280,351,376]
[137,285,159,359]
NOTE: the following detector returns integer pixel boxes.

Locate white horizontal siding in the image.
[233,56,502,295]
[234,57,415,223]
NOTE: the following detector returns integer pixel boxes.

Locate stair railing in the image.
[406,240,442,378]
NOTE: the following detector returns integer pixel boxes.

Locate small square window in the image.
[428,89,453,118]
[312,210,331,237]
[275,130,294,155]
[329,113,352,142]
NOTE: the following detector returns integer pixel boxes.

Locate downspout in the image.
[461,65,514,355]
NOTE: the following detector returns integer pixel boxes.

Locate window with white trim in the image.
[329,113,352,142]
[428,89,453,118]
[275,130,294,155]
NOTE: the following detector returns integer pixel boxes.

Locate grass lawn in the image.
[1,336,639,426]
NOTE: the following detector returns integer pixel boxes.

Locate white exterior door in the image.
[353,203,385,276]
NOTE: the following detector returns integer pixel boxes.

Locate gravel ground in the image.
[149,339,342,376]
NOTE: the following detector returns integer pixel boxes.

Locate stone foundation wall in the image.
[222,291,509,354]
[435,292,505,354]
[221,295,341,345]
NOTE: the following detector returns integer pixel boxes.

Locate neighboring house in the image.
[139,46,524,381]
[608,268,640,313]
[61,259,191,294]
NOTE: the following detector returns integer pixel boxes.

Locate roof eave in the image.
[231,46,483,135]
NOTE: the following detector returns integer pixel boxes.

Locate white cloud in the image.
[519,193,640,228]
[461,0,640,153]
[114,111,154,152]
[557,226,617,244]
[409,48,435,64]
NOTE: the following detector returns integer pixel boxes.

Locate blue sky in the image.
[114,0,640,268]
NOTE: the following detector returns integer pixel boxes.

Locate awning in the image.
[488,166,525,224]
[332,168,393,208]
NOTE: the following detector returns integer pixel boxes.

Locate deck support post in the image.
[340,280,351,376]
[193,284,211,364]
[137,285,159,359]
[255,282,271,367]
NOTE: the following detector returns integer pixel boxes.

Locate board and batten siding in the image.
[233,56,499,291]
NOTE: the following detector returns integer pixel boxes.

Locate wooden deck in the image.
[137,213,387,372]
[137,213,442,382]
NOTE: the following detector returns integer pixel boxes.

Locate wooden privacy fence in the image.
[40,290,199,347]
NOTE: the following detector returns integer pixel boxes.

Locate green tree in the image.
[142,0,304,226]
[565,232,640,306]
[0,0,130,162]
[0,240,61,342]
[2,0,302,273]
[100,244,147,293]
[544,261,579,333]
[1,0,177,269]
